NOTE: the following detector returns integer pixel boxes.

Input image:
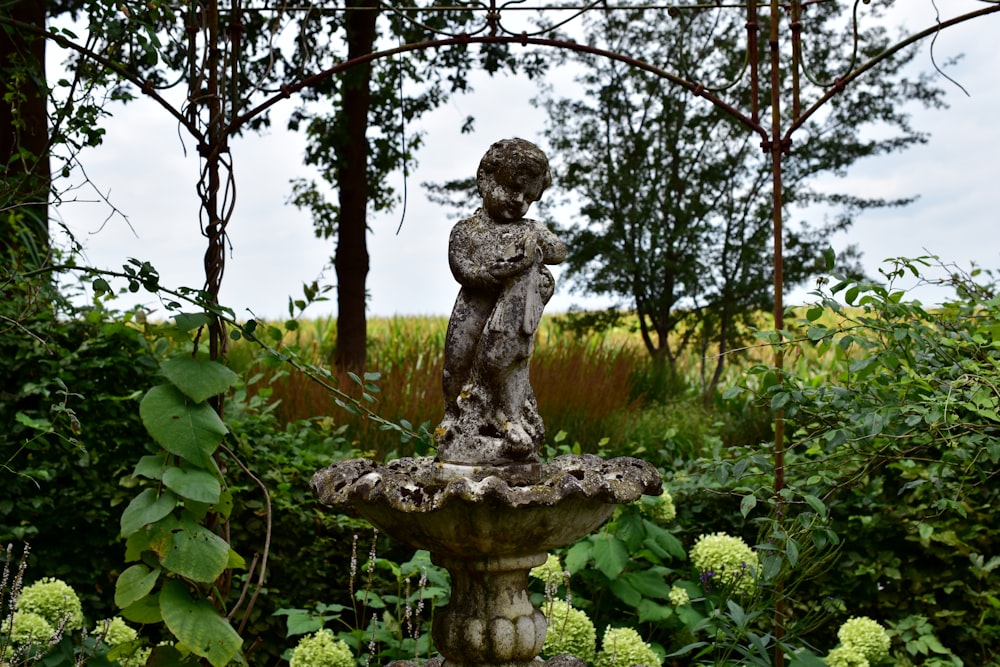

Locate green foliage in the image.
[0,277,159,618]
[538,3,942,394]
[0,552,148,667]
[732,257,1000,663]
[275,546,451,665]
[117,350,245,667]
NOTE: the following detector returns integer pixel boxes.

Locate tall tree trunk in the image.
[334,0,377,374]
[0,0,50,269]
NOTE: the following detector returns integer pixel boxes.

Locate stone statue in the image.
[436,138,567,466]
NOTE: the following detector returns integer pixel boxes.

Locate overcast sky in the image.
[53,3,999,320]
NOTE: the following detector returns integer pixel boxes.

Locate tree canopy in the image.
[537,2,946,394]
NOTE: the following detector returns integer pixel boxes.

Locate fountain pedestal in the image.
[431,553,547,666]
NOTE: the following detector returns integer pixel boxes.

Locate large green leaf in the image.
[133,453,168,480]
[140,385,227,467]
[120,488,178,537]
[121,591,163,624]
[160,580,242,667]
[592,534,629,580]
[160,357,240,403]
[163,466,222,504]
[116,563,161,608]
[160,518,231,583]
[637,599,674,623]
[622,569,672,599]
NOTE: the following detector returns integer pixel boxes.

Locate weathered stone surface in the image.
[437,138,566,466]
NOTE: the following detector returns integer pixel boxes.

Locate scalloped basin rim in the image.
[310,454,662,557]
[311,453,662,513]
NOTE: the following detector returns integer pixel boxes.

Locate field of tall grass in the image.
[230,312,792,462]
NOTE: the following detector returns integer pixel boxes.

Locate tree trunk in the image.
[0,0,50,269]
[333,0,377,374]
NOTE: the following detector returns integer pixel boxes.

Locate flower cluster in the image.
[3,610,56,645]
[835,616,890,662]
[825,644,872,667]
[638,490,676,524]
[95,616,138,646]
[541,600,596,663]
[94,616,149,667]
[595,626,661,667]
[530,553,565,587]
[668,585,690,607]
[689,532,759,595]
[289,629,354,667]
[16,577,84,631]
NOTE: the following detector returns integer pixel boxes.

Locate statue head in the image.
[476,138,552,209]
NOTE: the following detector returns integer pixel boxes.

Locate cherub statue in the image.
[436,138,567,466]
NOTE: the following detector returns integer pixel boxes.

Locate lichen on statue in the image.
[436,138,567,466]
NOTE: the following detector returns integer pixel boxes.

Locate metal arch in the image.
[229,32,769,143]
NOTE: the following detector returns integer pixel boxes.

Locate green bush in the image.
[0,281,160,620]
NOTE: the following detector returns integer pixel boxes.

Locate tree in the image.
[288,3,534,373]
[539,3,944,396]
[1,0,50,269]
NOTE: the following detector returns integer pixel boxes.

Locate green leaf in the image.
[771,391,790,411]
[14,411,52,432]
[121,488,178,537]
[786,647,827,667]
[160,519,232,584]
[173,312,211,332]
[163,466,222,504]
[160,358,240,403]
[637,598,674,623]
[806,325,827,341]
[134,453,168,480]
[785,537,800,567]
[643,520,687,560]
[121,591,163,624]
[564,539,593,574]
[608,578,642,606]
[740,493,757,518]
[159,580,242,667]
[116,564,161,608]
[592,534,629,579]
[803,494,826,516]
[275,609,325,637]
[140,385,227,468]
[622,569,672,598]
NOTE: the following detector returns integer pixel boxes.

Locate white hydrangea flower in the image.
[668,585,690,606]
[17,577,84,631]
[689,532,759,595]
[289,629,354,667]
[542,599,596,663]
[837,616,890,661]
[595,626,661,667]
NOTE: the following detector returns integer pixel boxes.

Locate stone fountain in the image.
[312,138,661,667]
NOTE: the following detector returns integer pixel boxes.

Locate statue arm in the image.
[534,222,567,265]
[449,218,508,289]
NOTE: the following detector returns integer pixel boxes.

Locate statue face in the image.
[480,170,546,222]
